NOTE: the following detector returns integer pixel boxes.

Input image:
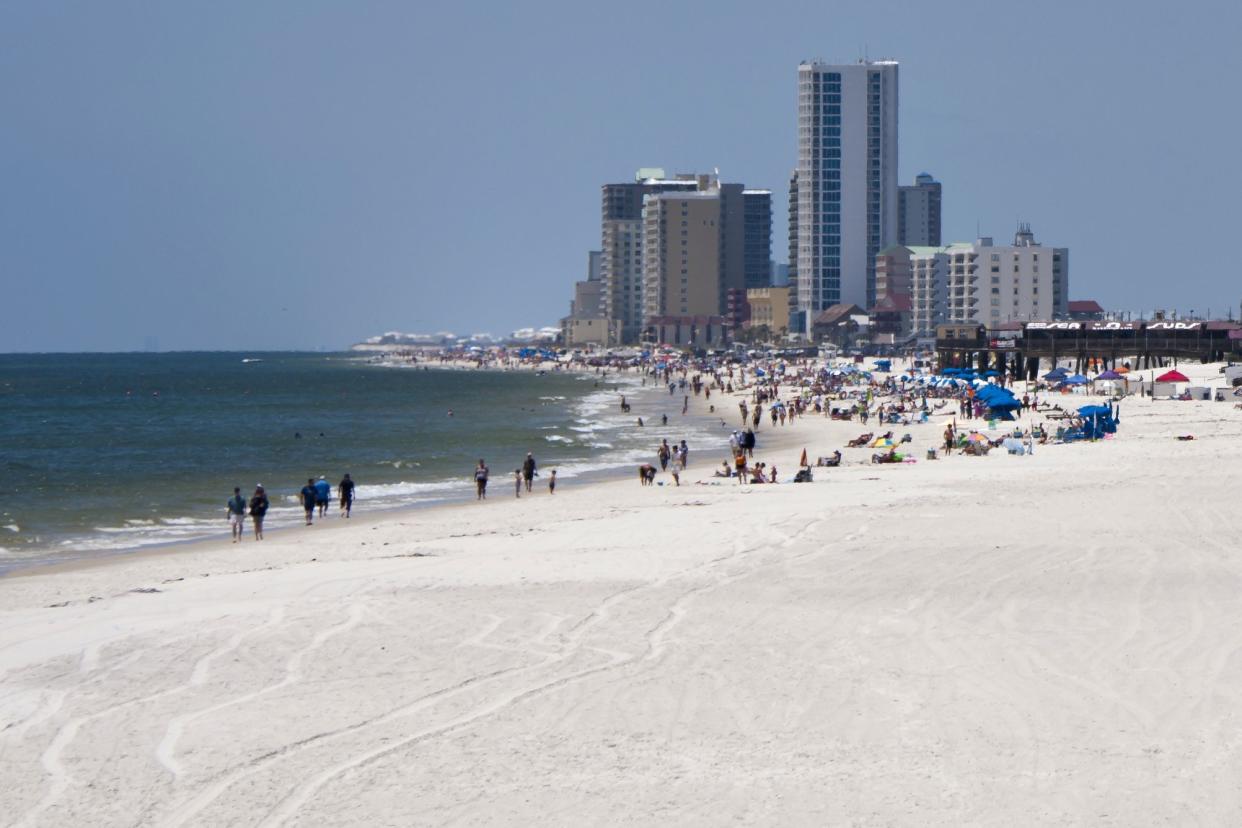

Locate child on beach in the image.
[548,469,556,494]
[514,469,522,498]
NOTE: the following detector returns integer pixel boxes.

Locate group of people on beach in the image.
[474,454,556,500]
[299,474,356,523]
[225,474,356,542]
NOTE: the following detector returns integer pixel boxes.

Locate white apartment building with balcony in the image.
[905,225,1069,334]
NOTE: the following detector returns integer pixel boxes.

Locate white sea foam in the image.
[2,524,19,533]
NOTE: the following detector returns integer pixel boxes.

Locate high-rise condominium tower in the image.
[742,190,773,289]
[795,60,899,325]
[601,173,698,343]
[898,172,941,246]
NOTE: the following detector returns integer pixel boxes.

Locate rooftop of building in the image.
[799,59,899,68]
[812,303,866,326]
[871,295,912,313]
[1067,300,1105,314]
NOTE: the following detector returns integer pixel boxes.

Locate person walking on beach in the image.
[313,475,331,517]
[658,439,671,471]
[522,452,537,493]
[227,487,247,543]
[474,459,489,500]
[338,473,355,518]
[300,479,317,525]
[249,485,268,540]
[514,468,523,498]
[548,469,557,494]
[679,439,689,468]
[943,424,956,456]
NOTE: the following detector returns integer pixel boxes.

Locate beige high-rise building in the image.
[599,169,760,344]
[641,192,723,322]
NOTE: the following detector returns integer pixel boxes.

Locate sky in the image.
[3,0,1241,352]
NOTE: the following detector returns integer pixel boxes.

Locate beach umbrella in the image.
[983,370,1000,377]
[1043,368,1068,380]
[1097,369,1122,380]
[799,448,808,467]
[1063,374,1088,385]
[1155,369,1189,383]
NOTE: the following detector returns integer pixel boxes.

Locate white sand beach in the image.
[3,362,1242,825]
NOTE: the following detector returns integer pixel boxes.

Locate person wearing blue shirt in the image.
[313,475,331,518]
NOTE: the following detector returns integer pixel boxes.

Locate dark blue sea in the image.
[0,352,725,573]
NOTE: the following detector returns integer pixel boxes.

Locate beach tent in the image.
[1078,404,1118,439]
[1043,368,1068,381]
[1097,369,1123,380]
[871,437,896,448]
[1155,369,1190,383]
[1063,374,1088,385]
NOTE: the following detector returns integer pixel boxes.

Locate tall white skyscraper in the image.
[795,60,899,325]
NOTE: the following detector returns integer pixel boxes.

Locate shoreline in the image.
[1,366,733,580]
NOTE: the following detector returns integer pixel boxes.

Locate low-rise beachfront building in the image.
[810,303,867,347]
[561,250,620,346]
[647,315,729,349]
[868,293,912,343]
[563,317,621,348]
[746,286,791,334]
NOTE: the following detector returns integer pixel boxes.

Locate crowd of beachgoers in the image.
[356,343,1242,493]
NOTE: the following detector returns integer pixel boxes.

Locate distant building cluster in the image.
[560,59,1080,349]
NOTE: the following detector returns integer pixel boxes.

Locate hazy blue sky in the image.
[3,0,1241,351]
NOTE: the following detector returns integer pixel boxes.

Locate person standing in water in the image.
[226,487,247,543]
[474,459,489,500]
[249,485,268,540]
[338,473,355,518]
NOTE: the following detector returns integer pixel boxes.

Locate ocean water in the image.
[0,352,726,573]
